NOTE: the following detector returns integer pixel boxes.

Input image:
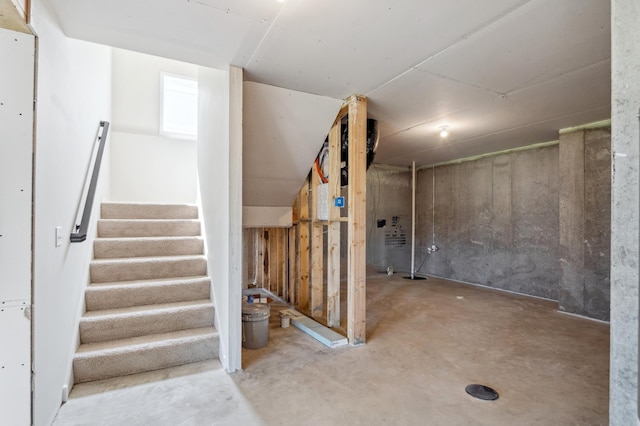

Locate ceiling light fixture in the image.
[439,126,449,138]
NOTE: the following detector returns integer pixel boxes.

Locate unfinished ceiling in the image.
[52,0,610,167]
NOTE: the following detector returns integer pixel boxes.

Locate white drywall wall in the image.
[0,27,34,426]
[243,206,293,227]
[30,0,112,424]
[110,48,198,203]
[228,65,243,373]
[242,81,342,207]
[197,65,243,372]
[109,132,197,203]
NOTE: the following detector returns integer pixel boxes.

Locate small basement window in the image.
[160,73,198,140]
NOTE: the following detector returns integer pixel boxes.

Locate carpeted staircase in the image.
[73,203,218,384]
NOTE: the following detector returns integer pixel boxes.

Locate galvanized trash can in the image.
[242,303,270,349]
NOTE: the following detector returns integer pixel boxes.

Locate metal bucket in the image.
[242,303,270,349]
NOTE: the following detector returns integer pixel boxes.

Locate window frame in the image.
[159,72,198,140]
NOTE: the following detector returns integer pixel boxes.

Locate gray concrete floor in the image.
[53,275,609,425]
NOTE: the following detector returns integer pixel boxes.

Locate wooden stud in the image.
[269,228,278,294]
[292,192,299,224]
[285,225,298,305]
[298,175,311,310]
[288,194,300,306]
[311,222,324,318]
[334,103,350,127]
[282,228,287,298]
[327,121,342,327]
[264,229,270,290]
[242,229,250,288]
[346,95,367,345]
[257,228,265,288]
[310,163,324,318]
[279,227,287,299]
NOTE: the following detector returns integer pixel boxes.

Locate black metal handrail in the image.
[70,121,110,243]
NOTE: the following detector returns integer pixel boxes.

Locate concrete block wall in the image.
[365,165,412,275]
[610,0,640,421]
[367,129,611,321]
[414,146,560,300]
[559,128,611,321]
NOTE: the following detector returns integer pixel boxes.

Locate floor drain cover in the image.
[465,384,499,401]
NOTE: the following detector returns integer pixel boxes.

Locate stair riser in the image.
[73,335,218,383]
[90,258,207,283]
[75,202,217,385]
[101,203,198,220]
[98,221,201,238]
[85,280,211,311]
[94,238,204,259]
[80,305,214,344]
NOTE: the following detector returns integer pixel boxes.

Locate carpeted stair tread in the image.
[82,298,213,318]
[80,300,214,344]
[73,327,218,383]
[73,202,217,384]
[85,276,211,310]
[90,255,207,283]
[101,203,198,220]
[87,275,210,288]
[76,327,218,355]
[98,219,201,238]
[94,236,204,259]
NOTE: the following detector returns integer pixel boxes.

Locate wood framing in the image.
[326,121,342,327]
[310,167,324,317]
[269,228,278,293]
[256,228,265,287]
[298,175,311,310]
[311,222,324,318]
[243,95,367,345]
[346,95,367,345]
[288,225,297,305]
[280,228,288,299]
[290,194,300,306]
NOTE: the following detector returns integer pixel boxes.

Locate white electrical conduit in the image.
[408,163,438,279]
[410,161,416,279]
[432,164,436,247]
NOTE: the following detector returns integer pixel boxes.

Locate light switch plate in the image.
[55,226,62,247]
